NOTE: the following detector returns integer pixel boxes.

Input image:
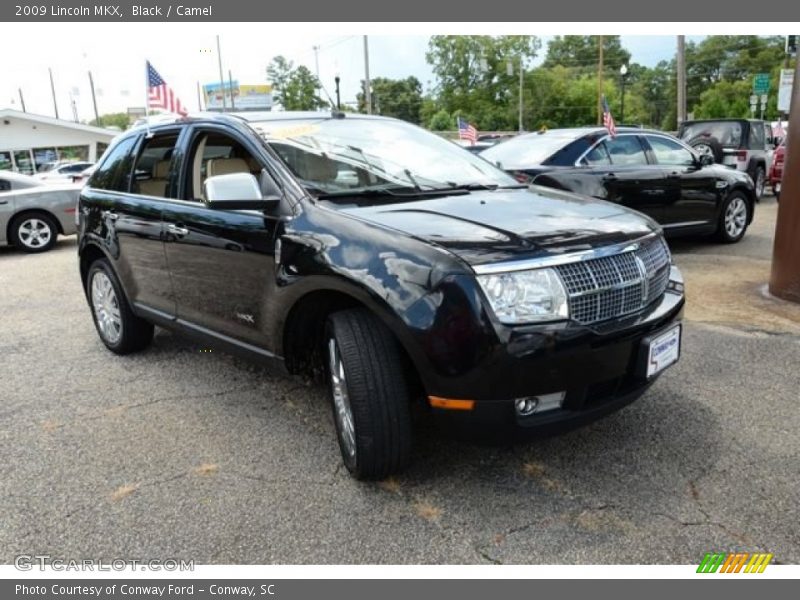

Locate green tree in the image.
[267,56,327,110]
[357,76,423,124]
[426,35,540,130]
[543,36,631,73]
[428,109,453,131]
[90,112,130,130]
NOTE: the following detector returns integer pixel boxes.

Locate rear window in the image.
[480,133,579,169]
[680,122,742,148]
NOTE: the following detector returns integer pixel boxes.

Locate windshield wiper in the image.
[315,184,470,200]
[443,182,528,191]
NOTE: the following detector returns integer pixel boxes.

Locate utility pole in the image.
[597,35,604,125]
[770,57,800,303]
[49,68,59,119]
[313,45,320,80]
[363,35,372,114]
[18,88,26,112]
[677,35,687,126]
[197,81,203,111]
[518,56,524,132]
[334,75,341,110]
[216,34,227,112]
[88,70,100,125]
[229,69,236,110]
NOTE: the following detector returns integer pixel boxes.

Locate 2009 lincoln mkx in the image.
[77,111,685,479]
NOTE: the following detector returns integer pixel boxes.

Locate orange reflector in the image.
[428,396,475,411]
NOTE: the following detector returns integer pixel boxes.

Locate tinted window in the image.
[131,133,180,198]
[749,122,765,150]
[680,122,742,148]
[646,136,695,166]
[88,136,139,191]
[604,136,648,166]
[582,143,611,166]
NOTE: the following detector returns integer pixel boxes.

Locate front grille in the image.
[556,236,671,325]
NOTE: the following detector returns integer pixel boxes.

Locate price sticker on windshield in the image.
[261,124,320,140]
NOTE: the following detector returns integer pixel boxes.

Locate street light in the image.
[619,64,629,124]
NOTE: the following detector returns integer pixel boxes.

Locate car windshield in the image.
[480,133,580,169]
[680,122,743,148]
[251,117,517,197]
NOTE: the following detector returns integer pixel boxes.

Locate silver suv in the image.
[678,119,774,199]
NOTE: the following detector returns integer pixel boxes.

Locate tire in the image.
[9,212,59,253]
[325,308,413,480]
[752,165,766,200]
[689,137,723,163]
[715,192,751,243]
[86,259,154,354]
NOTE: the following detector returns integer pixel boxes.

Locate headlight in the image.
[476,268,569,324]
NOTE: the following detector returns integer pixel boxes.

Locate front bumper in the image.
[425,266,685,437]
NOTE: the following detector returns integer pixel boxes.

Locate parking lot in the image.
[1,195,798,565]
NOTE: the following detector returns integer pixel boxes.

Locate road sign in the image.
[750,94,758,106]
[753,73,771,94]
[778,69,795,112]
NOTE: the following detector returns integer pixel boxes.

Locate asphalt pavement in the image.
[0,195,798,564]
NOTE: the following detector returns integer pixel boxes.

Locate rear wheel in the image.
[752,166,766,199]
[325,309,413,480]
[87,259,154,354]
[715,192,750,243]
[9,212,58,253]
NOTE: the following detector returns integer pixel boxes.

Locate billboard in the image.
[203,81,273,112]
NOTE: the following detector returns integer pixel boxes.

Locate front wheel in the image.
[715,192,751,243]
[325,309,413,480]
[87,259,154,354]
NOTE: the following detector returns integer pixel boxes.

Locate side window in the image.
[646,136,695,167]
[749,123,765,150]
[186,131,262,201]
[88,136,139,191]
[131,133,180,198]
[0,179,10,192]
[582,143,611,166]
[604,136,648,166]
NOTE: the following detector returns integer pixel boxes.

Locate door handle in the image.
[667,172,681,179]
[0,200,8,205]
[166,223,189,236]
[602,174,618,182]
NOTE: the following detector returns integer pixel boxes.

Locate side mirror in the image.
[203,172,280,210]
[698,154,714,167]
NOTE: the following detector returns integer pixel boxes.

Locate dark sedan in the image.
[480,127,757,243]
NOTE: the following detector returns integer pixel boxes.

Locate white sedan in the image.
[34,161,94,184]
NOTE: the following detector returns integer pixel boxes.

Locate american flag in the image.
[601,95,616,138]
[457,117,478,144]
[146,61,187,116]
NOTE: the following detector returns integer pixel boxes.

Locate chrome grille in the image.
[556,236,671,325]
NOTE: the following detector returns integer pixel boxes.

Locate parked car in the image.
[480,127,756,243]
[0,171,79,252]
[77,112,684,479]
[71,165,96,185]
[34,161,94,184]
[677,119,773,199]
[769,139,786,199]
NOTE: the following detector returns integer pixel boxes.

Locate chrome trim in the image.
[471,233,657,275]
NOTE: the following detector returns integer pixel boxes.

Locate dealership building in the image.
[0,108,119,174]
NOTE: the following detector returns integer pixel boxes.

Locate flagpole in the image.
[144,60,152,137]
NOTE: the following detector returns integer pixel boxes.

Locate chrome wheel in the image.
[724,196,748,238]
[693,143,714,159]
[328,338,356,460]
[91,271,122,344]
[17,218,52,249]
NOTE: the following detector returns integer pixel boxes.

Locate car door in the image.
[0,177,15,244]
[82,130,179,318]
[643,134,719,230]
[161,124,283,350]
[589,135,667,221]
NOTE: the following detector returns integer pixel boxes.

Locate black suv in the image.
[678,118,774,199]
[78,112,685,479]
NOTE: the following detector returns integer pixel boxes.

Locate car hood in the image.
[340,186,660,267]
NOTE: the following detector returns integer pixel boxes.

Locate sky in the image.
[0,24,704,123]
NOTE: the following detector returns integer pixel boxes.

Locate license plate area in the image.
[637,323,681,379]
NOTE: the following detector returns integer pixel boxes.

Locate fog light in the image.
[514,392,565,416]
[514,397,539,416]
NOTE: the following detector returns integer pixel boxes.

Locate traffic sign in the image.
[750,94,758,106]
[753,73,771,94]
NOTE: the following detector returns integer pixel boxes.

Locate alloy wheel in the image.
[17,218,52,250]
[328,337,356,460]
[91,271,122,344]
[724,197,747,238]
